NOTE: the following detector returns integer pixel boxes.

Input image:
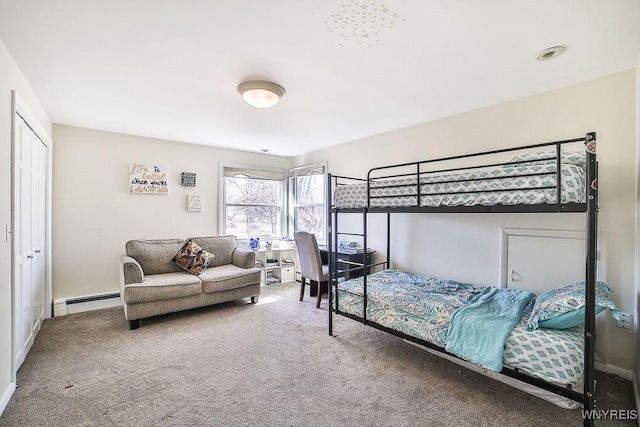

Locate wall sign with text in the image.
[129,164,169,194]
[188,194,202,212]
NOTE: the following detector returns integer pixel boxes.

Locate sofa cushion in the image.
[123,272,203,304]
[198,264,262,293]
[173,239,215,275]
[191,236,237,267]
[126,239,186,275]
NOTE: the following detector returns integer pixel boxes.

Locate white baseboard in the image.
[0,382,16,417]
[53,291,121,316]
[594,361,633,381]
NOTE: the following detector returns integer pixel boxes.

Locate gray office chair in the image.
[294,231,329,308]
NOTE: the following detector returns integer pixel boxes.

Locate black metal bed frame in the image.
[327,132,598,427]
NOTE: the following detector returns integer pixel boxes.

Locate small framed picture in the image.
[181,172,196,187]
[187,194,202,212]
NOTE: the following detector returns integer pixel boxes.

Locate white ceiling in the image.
[1,1,639,157]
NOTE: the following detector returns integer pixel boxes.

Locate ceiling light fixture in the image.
[237,80,286,109]
[536,46,566,61]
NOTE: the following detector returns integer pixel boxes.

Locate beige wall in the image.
[294,70,637,372]
[0,40,51,411]
[51,125,288,300]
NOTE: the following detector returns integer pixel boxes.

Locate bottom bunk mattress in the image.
[334,269,584,388]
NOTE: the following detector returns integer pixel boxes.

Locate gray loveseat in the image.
[119,236,261,329]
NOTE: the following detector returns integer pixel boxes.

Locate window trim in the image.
[288,162,327,244]
[220,162,288,240]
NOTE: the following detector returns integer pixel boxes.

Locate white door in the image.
[31,133,47,332]
[499,228,609,397]
[14,114,47,369]
[504,232,585,295]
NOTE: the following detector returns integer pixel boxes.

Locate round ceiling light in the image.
[536,46,566,61]
[237,80,286,109]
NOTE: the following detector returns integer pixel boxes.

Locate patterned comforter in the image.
[334,163,585,208]
[335,270,584,387]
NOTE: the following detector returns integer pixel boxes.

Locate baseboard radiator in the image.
[53,291,121,316]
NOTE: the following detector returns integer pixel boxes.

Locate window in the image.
[221,164,286,238]
[289,163,326,244]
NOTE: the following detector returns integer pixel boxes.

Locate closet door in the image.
[34,136,46,326]
[14,114,46,369]
[31,127,46,331]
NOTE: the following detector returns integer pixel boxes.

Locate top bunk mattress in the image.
[334,163,586,209]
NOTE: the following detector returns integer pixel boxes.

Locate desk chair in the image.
[294,231,329,308]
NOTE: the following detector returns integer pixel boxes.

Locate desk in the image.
[319,248,375,280]
[306,248,375,297]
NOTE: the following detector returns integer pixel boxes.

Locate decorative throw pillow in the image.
[537,306,606,329]
[527,281,619,330]
[173,239,215,275]
[504,151,586,168]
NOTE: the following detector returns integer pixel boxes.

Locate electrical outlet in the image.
[616,313,632,330]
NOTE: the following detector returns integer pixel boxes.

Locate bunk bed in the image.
[326,133,605,427]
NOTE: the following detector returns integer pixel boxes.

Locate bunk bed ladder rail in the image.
[363,210,368,325]
[416,163,421,207]
[583,131,597,427]
[328,174,370,336]
[329,174,381,333]
[328,173,334,336]
[555,142,561,205]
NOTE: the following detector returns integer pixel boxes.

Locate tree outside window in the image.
[222,166,285,238]
[221,163,326,242]
[290,164,326,244]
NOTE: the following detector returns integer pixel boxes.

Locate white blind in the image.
[289,162,326,178]
[222,166,285,181]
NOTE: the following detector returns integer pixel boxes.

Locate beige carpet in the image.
[0,282,635,427]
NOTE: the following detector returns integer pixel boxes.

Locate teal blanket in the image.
[445,287,533,371]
